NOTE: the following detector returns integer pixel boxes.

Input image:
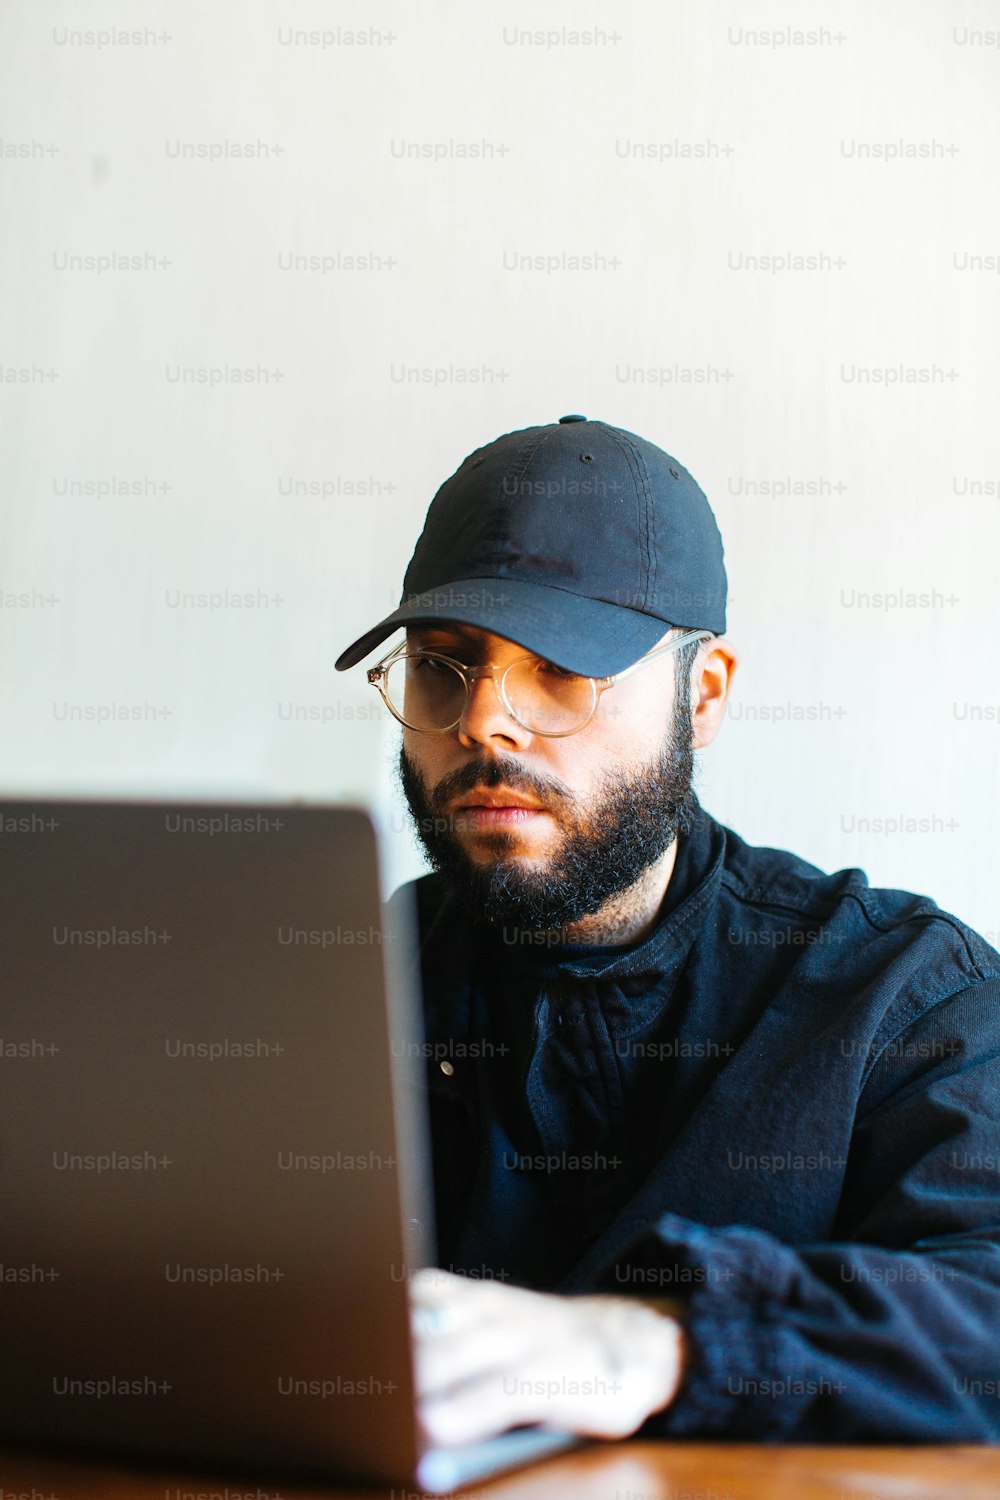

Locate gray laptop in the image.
[0,797,579,1492]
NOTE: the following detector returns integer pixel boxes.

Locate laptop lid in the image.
[0,797,433,1485]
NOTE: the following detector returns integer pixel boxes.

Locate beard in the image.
[395,687,700,937]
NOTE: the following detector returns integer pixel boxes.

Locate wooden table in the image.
[3,1440,1000,1499]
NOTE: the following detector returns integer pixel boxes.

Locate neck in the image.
[542,838,680,948]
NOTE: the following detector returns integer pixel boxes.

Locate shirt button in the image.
[439,1060,455,1076]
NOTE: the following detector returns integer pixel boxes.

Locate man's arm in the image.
[411,979,1000,1445]
[585,978,1000,1441]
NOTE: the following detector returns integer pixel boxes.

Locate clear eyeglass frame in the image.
[366,628,714,737]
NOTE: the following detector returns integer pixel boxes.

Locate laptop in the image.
[0,796,580,1492]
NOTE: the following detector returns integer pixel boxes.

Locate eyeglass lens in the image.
[383,654,597,733]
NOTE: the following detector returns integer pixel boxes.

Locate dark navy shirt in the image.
[390,798,1000,1441]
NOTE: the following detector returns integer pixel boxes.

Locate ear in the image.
[691,638,739,750]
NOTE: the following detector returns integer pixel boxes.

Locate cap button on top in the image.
[558,413,587,423]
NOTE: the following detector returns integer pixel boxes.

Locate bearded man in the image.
[336,415,1000,1447]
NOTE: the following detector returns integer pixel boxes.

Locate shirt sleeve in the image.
[586,978,1000,1441]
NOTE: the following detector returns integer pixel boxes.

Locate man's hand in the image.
[409,1267,688,1448]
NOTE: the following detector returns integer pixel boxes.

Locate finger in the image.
[410,1298,471,1340]
[409,1268,541,1345]
[409,1265,523,1309]
[419,1366,532,1449]
[407,1272,488,1344]
[461,1350,647,1441]
[412,1311,533,1401]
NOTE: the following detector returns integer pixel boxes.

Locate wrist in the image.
[635,1296,690,1415]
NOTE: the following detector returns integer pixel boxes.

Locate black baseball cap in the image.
[334,415,727,678]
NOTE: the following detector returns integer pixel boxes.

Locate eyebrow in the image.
[406,626,524,660]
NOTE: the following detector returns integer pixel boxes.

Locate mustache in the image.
[424,755,574,813]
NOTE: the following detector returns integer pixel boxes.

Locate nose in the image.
[455,667,534,751]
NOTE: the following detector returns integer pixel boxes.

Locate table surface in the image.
[3,1440,1000,1500]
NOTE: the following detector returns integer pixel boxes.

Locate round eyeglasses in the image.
[366,630,713,738]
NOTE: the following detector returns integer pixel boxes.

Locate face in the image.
[395,622,701,934]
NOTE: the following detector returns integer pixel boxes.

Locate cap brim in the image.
[334,577,673,677]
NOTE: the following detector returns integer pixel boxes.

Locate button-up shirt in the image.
[390,797,1000,1440]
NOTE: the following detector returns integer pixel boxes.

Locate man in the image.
[335,415,1000,1447]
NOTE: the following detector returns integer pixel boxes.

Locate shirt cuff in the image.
[590,1210,810,1438]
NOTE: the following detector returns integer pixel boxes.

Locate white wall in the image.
[1,0,998,934]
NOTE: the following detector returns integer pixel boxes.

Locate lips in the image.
[453,790,545,812]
